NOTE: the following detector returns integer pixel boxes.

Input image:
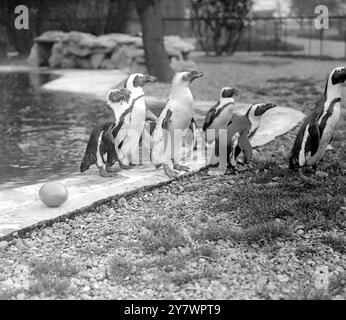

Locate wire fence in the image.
[1,15,346,59]
[159,16,346,59]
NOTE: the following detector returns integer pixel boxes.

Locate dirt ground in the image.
[0,55,345,300]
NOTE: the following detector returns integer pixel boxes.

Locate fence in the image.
[159,16,346,59]
[1,15,346,59]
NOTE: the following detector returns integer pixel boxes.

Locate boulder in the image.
[61,56,77,68]
[49,41,64,68]
[35,30,66,43]
[29,31,196,71]
[90,53,106,69]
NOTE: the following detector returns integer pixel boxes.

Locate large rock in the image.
[29,31,196,71]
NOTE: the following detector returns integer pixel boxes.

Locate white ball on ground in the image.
[39,182,68,208]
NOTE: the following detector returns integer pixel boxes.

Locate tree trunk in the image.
[136,0,174,83]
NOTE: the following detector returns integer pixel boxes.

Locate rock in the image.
[0,241,8,250]
[61,56,77,68]
[15,239,27,250]
[16,292,25,300]
[100,59,118,70]
[90,53,106,69]
[296,229,304,236]
[277,274,289,282]
[158,246,166,253]
[49,41,64,68]
[35,31,66,43]
[1,278,14,288]
[118,197,127,207]
[220,198,228,203]
[256,276,268,291]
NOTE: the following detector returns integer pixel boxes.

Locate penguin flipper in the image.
[307,122,320,157]
[203,102,219,131]
[238,134,252,164]
[80,124,110,172]
[102,123,118,167]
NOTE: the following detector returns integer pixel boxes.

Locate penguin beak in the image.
[189,71,204,82]
[145,75,157,83]
[254,103,277,116]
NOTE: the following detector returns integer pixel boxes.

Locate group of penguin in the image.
[80,66,346,178]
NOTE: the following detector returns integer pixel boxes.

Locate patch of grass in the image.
[29,276,71,297]
[193,218,291,245]
[169,264,216,286]
[28,258,79,298]
[156,254,187,272]
[30,258,79,278]
[108,256,134,280]
[139,218,190,252]
[192,220,232,242]
[197,244,218,259]
[243,221,292,244]
[321,234,346,254]
[295,244,319,259]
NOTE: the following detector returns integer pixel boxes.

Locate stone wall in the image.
[28,31,196,73]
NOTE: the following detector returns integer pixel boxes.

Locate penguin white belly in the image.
[170,102,193,130]
[119,99,146,164]
[306,104,340,165]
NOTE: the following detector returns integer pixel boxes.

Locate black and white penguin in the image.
[151,70,204,177]
[80,88,131,177]
[202,87,237,142]
[232,102,277,162]
[289,66,346,171]
[207,102,276,175]
[113,73,156,168]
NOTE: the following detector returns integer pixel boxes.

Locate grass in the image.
[321,234,346,254]
[28,258,80,297]
[139,218,190,253]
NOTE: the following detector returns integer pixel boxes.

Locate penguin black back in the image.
[80,122,116,172]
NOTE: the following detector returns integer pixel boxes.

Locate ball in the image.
[39,182,68,208]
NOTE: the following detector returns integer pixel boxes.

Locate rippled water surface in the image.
[0,72,127,190]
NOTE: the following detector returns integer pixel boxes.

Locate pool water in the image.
[0,72,162,190]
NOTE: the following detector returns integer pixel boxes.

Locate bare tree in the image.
[191,0,253,56]
[135,0,174,82]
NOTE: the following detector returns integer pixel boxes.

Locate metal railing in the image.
[1,15,346,59]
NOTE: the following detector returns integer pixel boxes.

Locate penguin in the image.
[207,102,276,175]
[202,87,237,143]
[80,88,132,177]
[232,103,277,163]
[113,73,156,168]
[289,66,346,172]
[151,70,204,178]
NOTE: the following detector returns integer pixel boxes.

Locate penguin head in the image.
[106,88,131,105]
[331,66,346,85]
[220,87,237,100]
[172,71,203,86]
[125,73,156,90]
[247,103,276,118]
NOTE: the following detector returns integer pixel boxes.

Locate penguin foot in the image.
[119,162,132,170]
[106,164,119,173]
[163,165,180,178]
[173,164,191,172]
[99,168,118,177]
